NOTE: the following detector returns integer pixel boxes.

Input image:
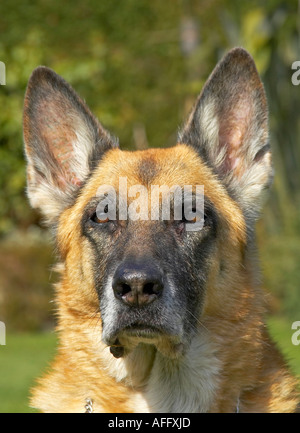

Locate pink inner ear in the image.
[39,99,82,188]
[218,97,252,176]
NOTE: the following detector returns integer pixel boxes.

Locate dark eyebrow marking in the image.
[137,156,160,186]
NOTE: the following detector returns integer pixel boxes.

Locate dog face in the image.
[79,146,223,358]
[23,48,272,359]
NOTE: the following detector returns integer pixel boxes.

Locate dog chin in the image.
[105,325,185,359]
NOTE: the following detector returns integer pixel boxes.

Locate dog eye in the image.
[181,215,197,224]
[178,210,210,230]
[181,206,198,224]
[187,211,198,224]
[90,205,110,224]
[91,213,109,224]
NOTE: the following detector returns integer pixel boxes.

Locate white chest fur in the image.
[103,333,220,413]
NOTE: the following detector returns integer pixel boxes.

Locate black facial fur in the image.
[81,192,218,353]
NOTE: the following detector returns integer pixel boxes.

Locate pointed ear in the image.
[23,66,118,224]
[179,48,272,221]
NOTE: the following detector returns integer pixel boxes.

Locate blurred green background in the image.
[0,0,299,412]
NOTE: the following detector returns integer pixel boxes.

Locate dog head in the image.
[23,48,272,359]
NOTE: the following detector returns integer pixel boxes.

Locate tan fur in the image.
[31,146,299,413]
[25,49,299,412]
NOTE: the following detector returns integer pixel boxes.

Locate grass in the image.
[0,317,299,413]
[0,332,57,413]
[267,316,300,378]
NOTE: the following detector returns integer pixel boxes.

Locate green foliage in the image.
[259,232,300,319]
[0,229,55,332]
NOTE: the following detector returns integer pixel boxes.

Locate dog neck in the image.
[102,332,221,413]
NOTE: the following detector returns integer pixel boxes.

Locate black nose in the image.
[112,260,164,307]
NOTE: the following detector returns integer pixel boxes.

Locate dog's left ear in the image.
[23,67,118,224]
[179,47,272,221]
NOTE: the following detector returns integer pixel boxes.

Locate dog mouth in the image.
[122,323,163,338]
[108,322,163,358]
[107,322,184,359]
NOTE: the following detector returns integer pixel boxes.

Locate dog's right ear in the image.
[23,66,118,224]
[179,48,272,223]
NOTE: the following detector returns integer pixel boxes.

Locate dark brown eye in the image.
[181,206,198,223]
[91,204,109,224]
[92,214,109,224]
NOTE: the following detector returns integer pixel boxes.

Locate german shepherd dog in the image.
[23,48,299,412]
